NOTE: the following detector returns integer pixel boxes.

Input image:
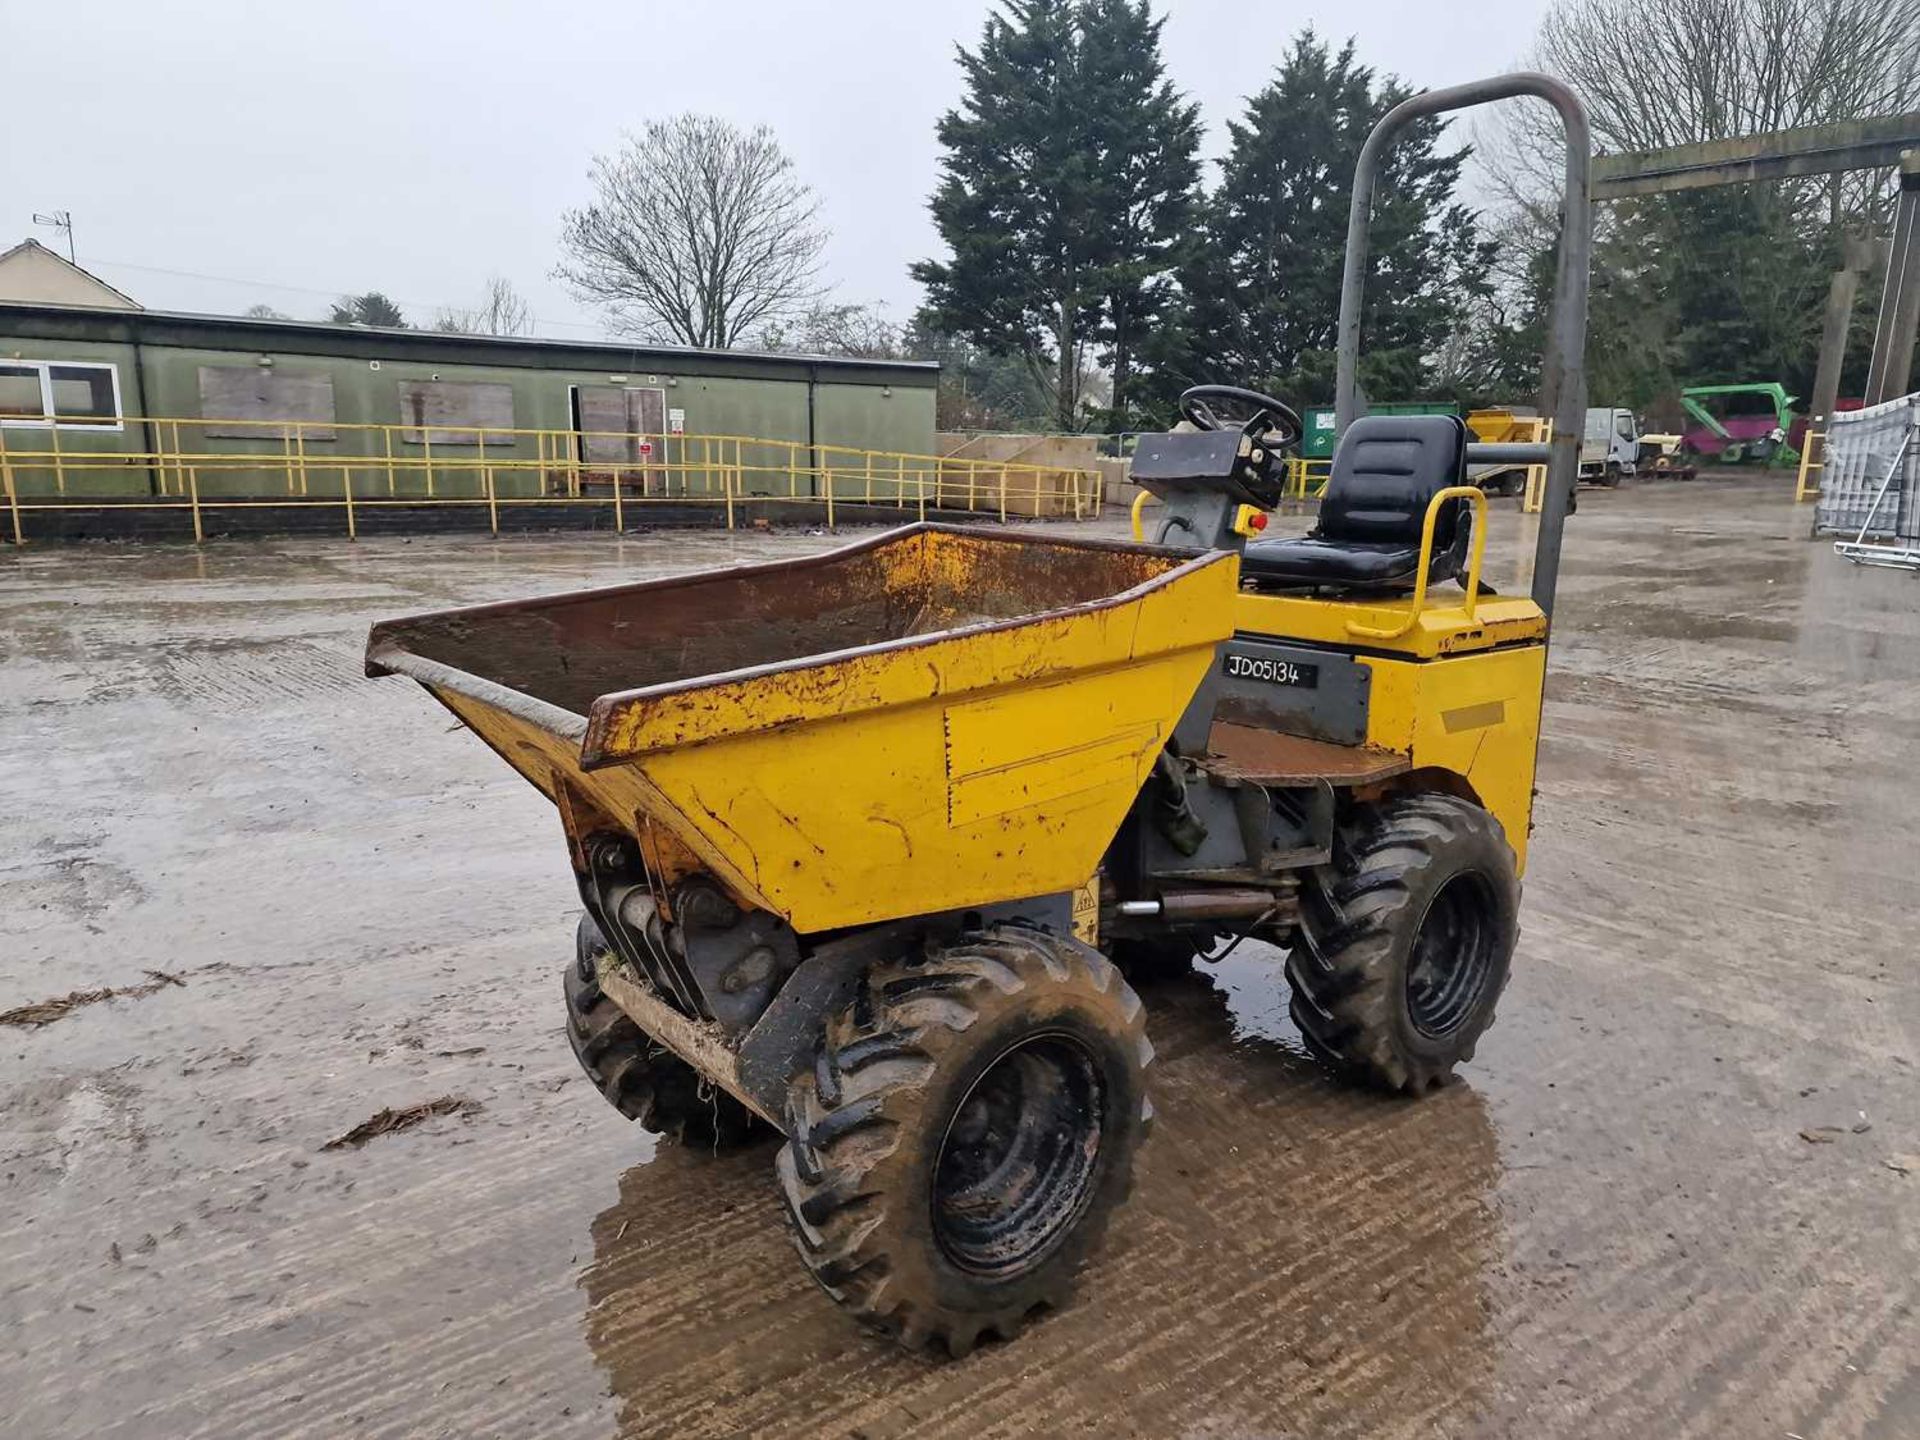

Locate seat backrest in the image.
[1317,415,1468,546]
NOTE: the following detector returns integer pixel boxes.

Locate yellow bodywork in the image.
[1232,588,1547,871]
[374,526,1239,934]
[374,518,1548,930]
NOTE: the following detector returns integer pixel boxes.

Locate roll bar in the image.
[1334,72,1592,619]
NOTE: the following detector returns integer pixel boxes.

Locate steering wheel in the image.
[1179,385,1303,448]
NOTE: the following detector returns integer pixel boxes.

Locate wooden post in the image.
[485,460,499,535]
[612,457,625,533]
[295,425,310,496]
[48,422,65,495]
[384,425,397,496]
[423,431,434,498]
[187,466,204,543]
[343,461,357,540]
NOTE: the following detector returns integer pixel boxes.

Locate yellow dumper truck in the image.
[367,73,1591,1357]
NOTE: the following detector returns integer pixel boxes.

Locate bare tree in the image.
[757,302,909,359]
[1457,0,1920,402]
[242,303,290,320]
[435,276,534,336]
[1540,0,1920,153]
[556,115,828,348]
[1488,0,1920,212]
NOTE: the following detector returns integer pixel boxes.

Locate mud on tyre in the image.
[777,924,1153,1357]
[565,914,759,1148]
[1287,791,1518,1092]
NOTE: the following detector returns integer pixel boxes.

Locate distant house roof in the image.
[0,240,142,310]
[0,299,938,389]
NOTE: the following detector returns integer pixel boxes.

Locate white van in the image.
[1581,408,1639,485]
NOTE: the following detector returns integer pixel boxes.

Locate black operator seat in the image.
[1241,414,1472,591]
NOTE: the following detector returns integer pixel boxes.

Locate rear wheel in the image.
[777,925,1152,1357]
[565,914,759,1148]
[1287,793,1517,1092]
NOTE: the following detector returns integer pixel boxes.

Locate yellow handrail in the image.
[1346,486,1489,641]
[1129,488,1158,541]
[0,413,1114,533]
[1285,456,1331,499]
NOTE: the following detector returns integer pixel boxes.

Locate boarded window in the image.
[396,380,515,445]
[198,366,337,439]
[574,386,667,465]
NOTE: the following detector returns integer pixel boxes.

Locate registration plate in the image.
[1221,651,1320,689]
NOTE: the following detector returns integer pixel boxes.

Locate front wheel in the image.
[565,915,760,1148]
[1287,793,1518,1092]
[777,925,1152,1356]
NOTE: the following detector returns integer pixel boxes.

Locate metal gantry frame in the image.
[1591,118,1920,476]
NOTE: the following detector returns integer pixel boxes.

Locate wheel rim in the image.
[1405,872,1499,1038]
[932,1033,1104,1277]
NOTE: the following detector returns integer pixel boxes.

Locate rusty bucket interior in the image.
[367,524,1199,719]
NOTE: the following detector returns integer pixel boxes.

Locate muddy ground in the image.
[1,480,1915,1439]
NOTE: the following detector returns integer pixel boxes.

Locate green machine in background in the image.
[1679,382,1802,466]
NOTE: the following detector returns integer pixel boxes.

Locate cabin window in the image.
[0,360,123,428]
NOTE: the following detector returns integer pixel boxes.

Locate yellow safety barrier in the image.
[1519,421,1556,515]
[0,414,1106,544]
[1346,487,1489,641]
[1794,429,1824,502]
[1285,456,1332,499]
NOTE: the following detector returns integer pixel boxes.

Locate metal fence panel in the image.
[1813,394,1920,540]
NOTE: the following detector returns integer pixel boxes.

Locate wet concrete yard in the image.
[1,483,1915,1438]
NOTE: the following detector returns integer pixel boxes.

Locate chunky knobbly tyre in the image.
[564,915,759,1148]
[776,925,1153,1357]
[1287,792,1518,1093]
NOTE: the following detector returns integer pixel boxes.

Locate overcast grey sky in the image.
[1,0,1545,338]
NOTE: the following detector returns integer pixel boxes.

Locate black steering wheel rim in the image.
[1179,385,1302,447]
